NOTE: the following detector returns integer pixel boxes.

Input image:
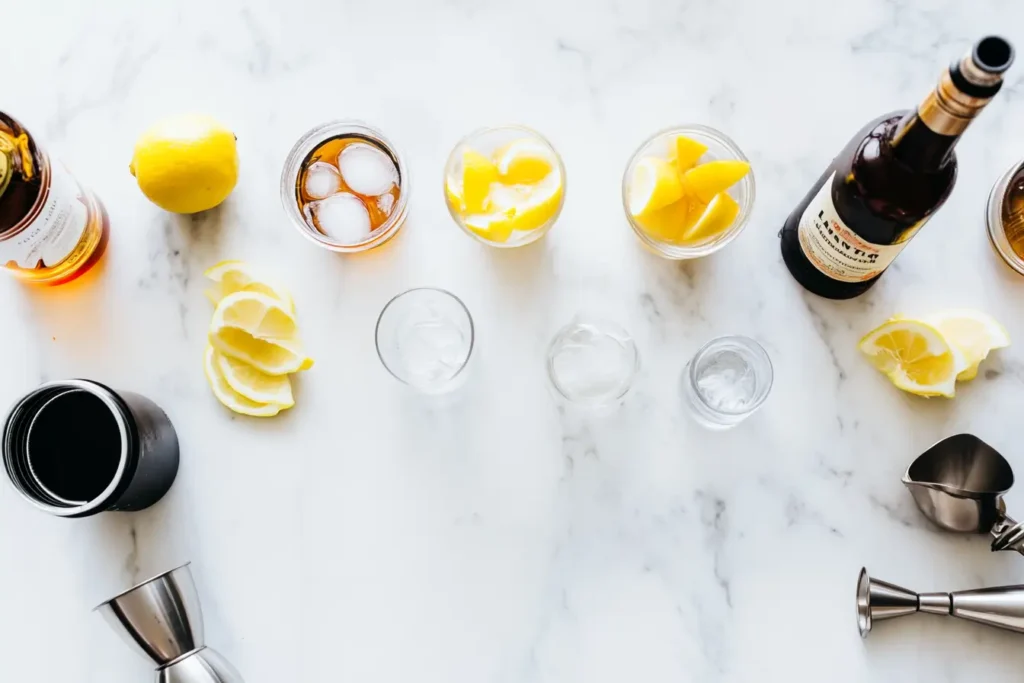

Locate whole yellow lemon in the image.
[130,114,238,214]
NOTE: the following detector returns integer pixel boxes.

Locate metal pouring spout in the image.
[902,433,1024,555]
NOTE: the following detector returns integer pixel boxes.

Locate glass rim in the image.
[443,124,567,249]
[686,335,773,416]
[987,158,1024,276]
[622,123,756,260]
[545,317,640,407]
[279,119,409,254]
[374,287,476,389]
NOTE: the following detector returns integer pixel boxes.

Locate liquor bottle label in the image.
[0,161,89,269]
[796,172,911,283]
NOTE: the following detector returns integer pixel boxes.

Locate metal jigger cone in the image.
[857,568,919,636]
[858,567,1024,638]
[96,562,244,682]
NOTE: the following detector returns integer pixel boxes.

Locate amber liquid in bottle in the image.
[780,37,1014,299]
[0,113,109,285]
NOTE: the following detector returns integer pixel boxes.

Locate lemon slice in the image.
[628,157,685,218]
[679,192,739,243]
[493,138,555,184]
[460,149,498,213]
[673,135,708,174]
[209,292,313,375]
[926,309,1010,381]
[203,346,281,417]
[204,260,295,313]
[215,351,294,407]
[683,159,751,203]
[858,319,963,397]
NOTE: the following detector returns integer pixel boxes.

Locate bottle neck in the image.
[891,109,961,171]
[893,56,1003,171]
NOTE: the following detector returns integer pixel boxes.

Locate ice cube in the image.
[338,143,398,196]
[303,161,342,199]
[376,192,395,217]
[312,193,371,244]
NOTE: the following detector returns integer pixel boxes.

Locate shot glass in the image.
[443,125,566,248]
[682,335,772,429]
[375,288,475,393]
[546,317,640,412]
[281,120,409,253]
[623,124,755,259]
[2,380,179,517]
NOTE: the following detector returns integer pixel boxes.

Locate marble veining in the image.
[3,0,1024,681]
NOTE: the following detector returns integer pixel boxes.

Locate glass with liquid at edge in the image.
[988,158,1024,276]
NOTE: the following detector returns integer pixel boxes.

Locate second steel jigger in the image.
[96,563,244,683]
[858,568,1024,637]
[902,433,1024,554]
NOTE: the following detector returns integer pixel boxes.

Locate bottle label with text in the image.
[796,172,913,283]
[0,162,88,269]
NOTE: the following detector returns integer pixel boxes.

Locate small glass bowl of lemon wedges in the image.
[444,125,566,248]
[623,125,754,259]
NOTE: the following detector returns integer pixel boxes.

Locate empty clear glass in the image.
[682,335,772,429]
[375,288,474,393]
[546,317,639,411]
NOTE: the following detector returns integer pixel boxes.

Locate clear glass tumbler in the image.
[682,335,772,429]
[546,317,640,411]
[375,288,474,393]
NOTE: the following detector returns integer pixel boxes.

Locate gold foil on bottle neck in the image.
[919,57,996,136]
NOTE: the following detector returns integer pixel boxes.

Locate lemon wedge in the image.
[673,135,708,174]
[858,319,964,397]
[926,309,1010,381]
[683,160,751,203]
[209,292,313,375]
[215,351,294,407]
[493,138,555,184]
[204,260,295,313]
[464,173,563,242]
[463,209,516,243]
[204,346,281,417]
[636,198,694,243]
[460,149,498,213]
[679,192,739,243]
[628,157,685,218]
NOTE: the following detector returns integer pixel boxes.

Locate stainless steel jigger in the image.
[903,433,1024,554]
[858,567,1024,637]
[96,562,244,682]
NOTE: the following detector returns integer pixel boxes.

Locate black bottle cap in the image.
[949,37,1014,99]
[973,36,1014,74]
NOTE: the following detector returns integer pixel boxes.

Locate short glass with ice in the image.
[281,121,408,253]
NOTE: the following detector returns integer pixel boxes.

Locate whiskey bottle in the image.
[0,112,109,285]
[780,37,1014,299]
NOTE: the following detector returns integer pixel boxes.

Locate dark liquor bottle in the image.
[780,37,1014,299]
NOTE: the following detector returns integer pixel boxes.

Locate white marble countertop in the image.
[3,0,1024,681]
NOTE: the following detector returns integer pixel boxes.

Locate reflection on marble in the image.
[2,0,1024,681]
